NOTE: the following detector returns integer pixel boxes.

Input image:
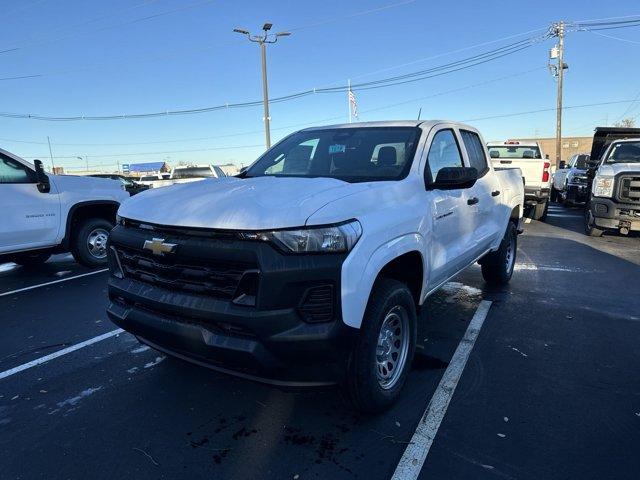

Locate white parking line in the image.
[0,268,108,297]
[546,213,581,218]
[0,328,124,380]
[391,300,492,480]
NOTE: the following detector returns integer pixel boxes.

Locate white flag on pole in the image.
[348,87,358,119]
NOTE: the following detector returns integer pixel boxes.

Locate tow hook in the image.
[619,221,631,236]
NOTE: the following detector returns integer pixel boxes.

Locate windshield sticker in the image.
[329,144,346,155]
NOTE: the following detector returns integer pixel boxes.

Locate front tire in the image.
[481,222,517,286]
[346,278,417,413]
[584,209,603,237]
[71,218,113,267]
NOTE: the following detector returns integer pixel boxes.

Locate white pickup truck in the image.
[487,140,551,220]
[0,148,130,267]
[106,121,524,411]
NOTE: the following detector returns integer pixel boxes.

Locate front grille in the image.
[619,175,640,204]
[299,285,334,323]
[113,245,255,300]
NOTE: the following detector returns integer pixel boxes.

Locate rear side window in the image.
[460,130,488,175]
[426,129,463,182]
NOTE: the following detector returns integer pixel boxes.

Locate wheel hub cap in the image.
[375,305,410,390]
[87,228,109,259]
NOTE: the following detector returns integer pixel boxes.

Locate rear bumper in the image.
[589,197,640,231]
[524,187,550,205]
[106,224,357,384]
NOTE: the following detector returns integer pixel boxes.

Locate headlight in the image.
[593,176,614,197]
[240,220,362,253]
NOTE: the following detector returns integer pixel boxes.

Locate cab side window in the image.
[0,154,34,184]
[425,129,463,184]
[460,130,489,176]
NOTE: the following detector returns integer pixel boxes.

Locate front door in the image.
[0,154,60,253]
[423,128,478,289]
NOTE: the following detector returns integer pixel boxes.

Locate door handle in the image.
[491,190,500,197]
[467,197,479,205]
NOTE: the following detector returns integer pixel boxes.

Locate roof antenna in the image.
[417,107,422,120]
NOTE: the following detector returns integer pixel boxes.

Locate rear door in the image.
[459,129,502,254]
[423,127,478,289]
[0,153,60,252]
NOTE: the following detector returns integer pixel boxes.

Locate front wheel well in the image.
[63,201,119,248]
[376,251,423,306]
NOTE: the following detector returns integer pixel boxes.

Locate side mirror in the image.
[559,160,566,169]
[545,154,550,160]
[33,159,51,193]
[429,167,478,190]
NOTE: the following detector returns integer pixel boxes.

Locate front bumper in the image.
[565,183,588,204]
[589,197,640,231]
[106,224,356,384]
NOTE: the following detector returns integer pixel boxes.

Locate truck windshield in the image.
[172,167,214,179]
[487,146,542,159]
[606,141,640,163]
[574,155,589,169]
[245,127,420,183]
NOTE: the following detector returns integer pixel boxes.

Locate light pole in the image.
[234,23,290,149]
[77,156,88,173]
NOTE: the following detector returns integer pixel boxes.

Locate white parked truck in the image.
[487,140,551,220]
[585,128,640,236]
[0,148,130,267]
[106,121,524,412]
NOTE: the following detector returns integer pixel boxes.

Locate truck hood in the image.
[118,176,369,230]
[50,174,129,202]
[597,162,640,176]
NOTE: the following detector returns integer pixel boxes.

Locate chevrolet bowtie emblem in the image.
[143,238,177,256]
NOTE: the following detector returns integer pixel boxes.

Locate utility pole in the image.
[550,21,567,168]
[46,136,55,172]
[234,23,291,150]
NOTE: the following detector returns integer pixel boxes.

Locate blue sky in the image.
[1,0,639,171]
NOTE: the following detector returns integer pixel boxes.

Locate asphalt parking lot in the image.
[1,202,639,480]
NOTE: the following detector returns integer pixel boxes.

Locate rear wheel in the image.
[12,251,51,267]
[481,222,517,286]
[71,218,113,267]
[346,278,417,413]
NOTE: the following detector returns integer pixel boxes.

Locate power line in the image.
[0,32,547,122]
[0,0,416,81]
[0,65,546,148]
[588,30,640,45]
[462,99,640,122]
[0,0,213,55]
[18,96,640,162]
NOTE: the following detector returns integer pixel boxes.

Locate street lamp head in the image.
[233,28,249,35]
[275,31,291,37]
[262,22,273,31]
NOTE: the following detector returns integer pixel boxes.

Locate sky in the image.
[1,0,640,172]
